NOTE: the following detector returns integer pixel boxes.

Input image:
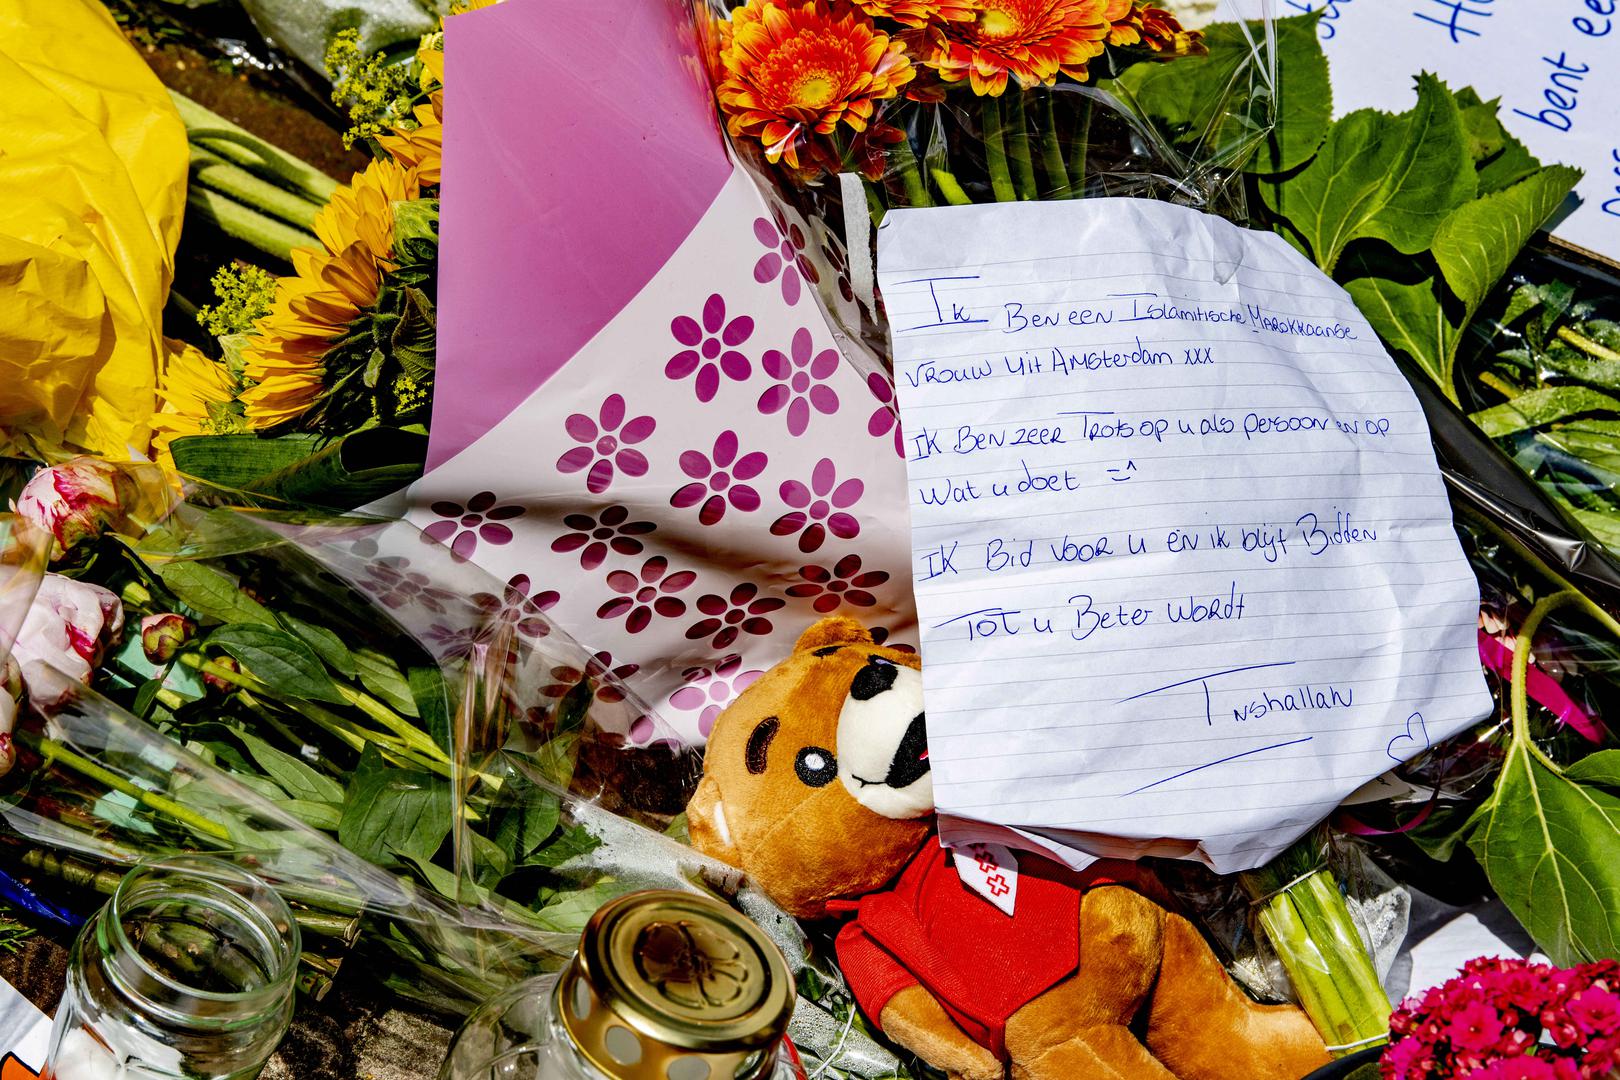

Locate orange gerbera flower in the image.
[1130,3,1202,55]
[850,0,975,29]
[717,0,915,170]
[912,0,1124,96]
[239,159,420,427]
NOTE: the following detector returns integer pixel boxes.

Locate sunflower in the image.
[1126,3,1201,55]
[911,0,1126,96]
[850,0,975,29]
[239,158,420,428]
[716,0,915,171]
[151,340,242,464]
[379,93,443,186]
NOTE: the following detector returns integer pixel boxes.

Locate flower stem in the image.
[1007,92,1038,200]
[25,734,231,841]
[930,169,973,205]
[169,90,340,206]
[191,149,326,231]
[1040,93,1071,197]
[890,131,933,208]
[1557,325,1620,364]
[980,96,1017,203]
[185,186,316,264]
[1070,96,1093,197]
[1512,591,1583,773]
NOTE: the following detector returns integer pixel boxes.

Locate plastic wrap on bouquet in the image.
[0,465,912,1074]
[411,0,919,747]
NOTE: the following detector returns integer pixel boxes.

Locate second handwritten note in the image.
[876,198,1491,873]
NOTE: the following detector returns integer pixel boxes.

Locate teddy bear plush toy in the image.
[688,616,1331,1080]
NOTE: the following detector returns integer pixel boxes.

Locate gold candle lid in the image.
[557,890,795,1080]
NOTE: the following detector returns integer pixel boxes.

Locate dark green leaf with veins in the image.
[209,624,348,703]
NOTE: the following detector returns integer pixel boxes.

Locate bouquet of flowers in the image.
[1382,957,1620,1079]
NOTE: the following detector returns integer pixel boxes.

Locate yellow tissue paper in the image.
[0,0,188,462]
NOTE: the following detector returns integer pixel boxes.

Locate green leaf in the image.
[1565,750,1620,788]
[239,427,426,511]
[280,800,342,830]
[1107,15,1330,176]
[407,664,451,756]
[1264,74,1476,273]
[155,561,277,627]
[396,850,476,903]
[1470,387,1620,438]
[1568,507,1620,550]
[235,728,344,804]
[532,879,621,934]
[354,648,419,717]
[523,823,600,869]
[492,788,562,865]
[169,434,322,491]
[1466,742,1620,966]
[278,613,357,678]
[338,755,451,869]
[1432,166,1583,309]
[392,286,436,381]
[1344,271,1459,389]
[208,624,347,703]
[532,733,579,792]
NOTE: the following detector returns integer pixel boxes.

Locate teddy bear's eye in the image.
[794,746,838,788]
[745,716,779,775]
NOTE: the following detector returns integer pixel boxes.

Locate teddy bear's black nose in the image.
[850,656,898,701]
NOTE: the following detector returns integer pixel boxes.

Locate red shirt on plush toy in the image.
[689,616,1329,1080]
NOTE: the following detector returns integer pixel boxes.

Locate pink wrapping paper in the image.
[404,0,916,744]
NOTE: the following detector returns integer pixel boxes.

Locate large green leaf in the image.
[1432,166,1583,309]
[1469,386,1620,438]
[1263,73,1475,273]
[278,613,357,678]
[338,749,452,869]
[1466,741,1620,967]
[1107,15,1329,175]
[154,561,277,627]
[242,428,427,511]
[1344,272,1459,389]
[169,434,322,491]
[209,624,346,703]
[235,728,344,804]
[492,789,562,865]
[354,648,419,717]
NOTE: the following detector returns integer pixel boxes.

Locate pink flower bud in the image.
[8,574,123,689]
[139,612,193,664]
[12,458,133,561]
[203,655,240,693]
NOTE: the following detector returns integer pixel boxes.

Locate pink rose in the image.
[7,573,124,690]
[13,459,133,561]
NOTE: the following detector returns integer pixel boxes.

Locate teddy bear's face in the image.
[687,617,934,918]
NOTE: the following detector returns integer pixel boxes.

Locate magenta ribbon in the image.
[1475,629,1604,744]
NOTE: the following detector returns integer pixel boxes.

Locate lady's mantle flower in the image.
[716,0,914,171]
[557,394,656,494]
[672,431,768,526]
[667,295,754,403]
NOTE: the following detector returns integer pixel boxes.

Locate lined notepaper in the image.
[876,199,1492,875]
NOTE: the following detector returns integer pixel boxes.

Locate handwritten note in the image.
[876,198,1492,874]
[1223,0,1620,266]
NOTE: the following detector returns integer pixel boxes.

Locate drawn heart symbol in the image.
[1386,711,1429,764]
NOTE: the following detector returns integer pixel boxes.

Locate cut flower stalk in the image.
[1240,834,1391,1057]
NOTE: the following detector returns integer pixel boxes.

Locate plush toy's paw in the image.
[881,986,1004,1080]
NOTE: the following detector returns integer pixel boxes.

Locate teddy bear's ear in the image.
[794,616,874,654]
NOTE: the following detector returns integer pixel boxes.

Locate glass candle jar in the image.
[440,890,803,1080]
[44,855,300,1080]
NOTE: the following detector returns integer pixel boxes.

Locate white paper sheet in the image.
[1220,0,1620,266]
[875,198,1492,874]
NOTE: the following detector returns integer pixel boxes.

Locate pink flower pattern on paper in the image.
[551,505,656,571]
[684,583,786,650]
[667,294,753,402]
[870,626,917,654]
[771,457,862,553]
[556,395,656,495]
[669,655,765,737]
[757,328,839,437]
[822,240,855,304]
[471,574,559,640]
[866,372,905,459]
[752,207,819,306]
[423,492,524,562]
[362,555,459,612]
[787,554,889,613]
[597,557,698,633]
[540,651,640,703]
[671,431,767,526]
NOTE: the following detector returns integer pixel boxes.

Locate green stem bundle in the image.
[1240,835,1391,1057]
[1007,93,1038,200]
[980,96,1017,203]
